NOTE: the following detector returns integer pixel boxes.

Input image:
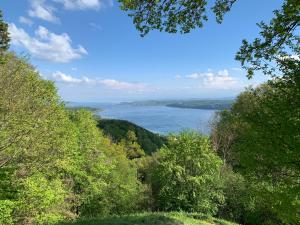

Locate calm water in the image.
[73,103,217,135]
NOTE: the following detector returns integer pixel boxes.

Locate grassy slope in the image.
[56,212,238,225]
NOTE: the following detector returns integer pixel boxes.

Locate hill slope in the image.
[97,119,166,154]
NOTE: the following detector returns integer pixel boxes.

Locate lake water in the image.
[72,103,217,135]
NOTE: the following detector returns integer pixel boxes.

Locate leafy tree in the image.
[217,166,248,223]
[0,53,79,224]
[149,131,224,214]
[212,79,300,224]
[0,10,10,53]
[120,130,145,159]
[120,0,299,80]
[0,53,145,224]
[69,110,143,217]
[119,0,236,36]
[236,0,300,78]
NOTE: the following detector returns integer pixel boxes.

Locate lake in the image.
[72,103,217,134]
[71,103,218,135]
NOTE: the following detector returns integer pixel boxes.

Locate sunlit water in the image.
[71,103,217,135]
[93,104,216,134]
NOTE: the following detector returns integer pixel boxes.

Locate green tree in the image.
[119,0,236,36]
[212,80,300,224]
[0,10,10,53]
[0,53,78,224]
[150,131,224,214]
[120,130,145,159]
[120,0,299,79]
[236,0,300,78]
[0,53,145,224]
[69,110,143,217]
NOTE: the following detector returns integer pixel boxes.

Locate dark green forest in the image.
[0,0,299,224]
[97,119,166,155]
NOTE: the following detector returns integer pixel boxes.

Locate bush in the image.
[149,131,224,214]
[0,200,15,225]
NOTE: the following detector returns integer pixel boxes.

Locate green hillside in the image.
[97,119,167,154]
[56,212,238,225]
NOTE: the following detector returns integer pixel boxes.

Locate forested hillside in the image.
[97,119,167,154]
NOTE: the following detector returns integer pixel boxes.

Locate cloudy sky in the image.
[1,0,283,102]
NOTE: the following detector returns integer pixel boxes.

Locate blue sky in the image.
[1,0,283,102]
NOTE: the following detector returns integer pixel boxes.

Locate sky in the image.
[1,0,283,102]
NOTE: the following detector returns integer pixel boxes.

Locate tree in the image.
[212,80,300,224]
[68,110,143,217]
[119,0,237,36]
[120,130,145,159]
[150,131,224,214]
[120,0,299,79]
[236,0,300,78]
[0,10,10,53]
[0,53,78,224]
[0,53,144,224]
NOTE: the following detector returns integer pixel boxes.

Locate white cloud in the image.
[185,69,241,90]
[89,22,102,31]
[52,71,84,83]
[217,69,229,76]
[19,16,33,26]
[50,71,146,90]
[55,0,102,10]
[98,79,146,90]
[8,23,87,63]
[175,75,182,79]
[28,0,59,23]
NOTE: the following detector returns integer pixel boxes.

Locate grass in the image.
[56,212,238,225]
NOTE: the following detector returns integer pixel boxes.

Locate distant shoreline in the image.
[121,99,234,110]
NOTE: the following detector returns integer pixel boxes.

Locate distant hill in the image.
[121,99,234,110]
[166,99,234,110]
[97,119,167,155]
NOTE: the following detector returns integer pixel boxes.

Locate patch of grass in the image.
[56,212,238,225]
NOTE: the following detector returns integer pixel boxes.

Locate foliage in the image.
[217,166,255,224]
[97,119,166,155]
[55,211,238,225]
[120,130,145,159]
[0,10,10,53]
[149,132,224,214]
[17,173,69,225]
[120,0,299,81]
[0,53,143,224]
[0,200,15,225]
[119,0,237,36]
[236,0,300,78]
[212,78,300,224]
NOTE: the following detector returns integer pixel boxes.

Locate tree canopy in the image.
[119,0,300,78]
[211,78,300,224]
[0,10,10,53]
[149,132,224,214]
[119,0,237,36]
